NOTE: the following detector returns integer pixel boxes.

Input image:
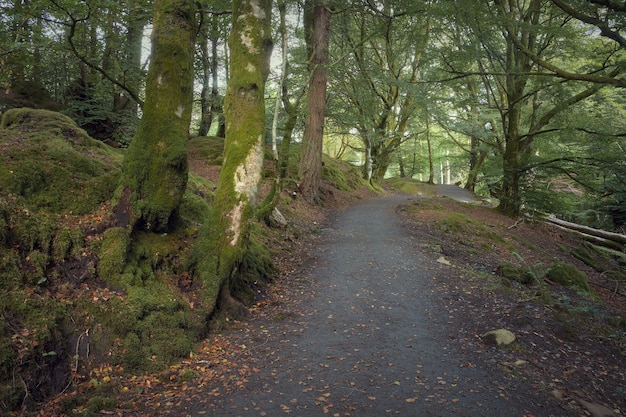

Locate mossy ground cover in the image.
[383,177,438,196]
[0,110,258,413]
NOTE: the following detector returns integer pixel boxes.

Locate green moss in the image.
[0,280,73,409]
[179,188,211,225]
[86,396,116,412]
[25,250,50,285]
[572,247,602,271]
[546,262,590,292]
[97,227,131,288]
[496,262,534,285]
[0,108,214,409]
[0,321,15,382]
[230,234,276,305]
[52,227,85,263]
[435,213,475,233]
[322,154,370,192]
[114,284,203,371]
[384,178,436,195]
[115,0,195,233]
[0,109,122,216]
[0,250,21,289]
[188,136,225,165]
[322,157,351,191]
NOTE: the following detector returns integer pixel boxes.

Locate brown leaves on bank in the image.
[33,332,260,416]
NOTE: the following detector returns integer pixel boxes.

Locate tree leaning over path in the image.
[196,0,273,315]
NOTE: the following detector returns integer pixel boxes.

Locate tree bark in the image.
[298,0,331,204]
[198,0,273,314]
[116,0,196,231]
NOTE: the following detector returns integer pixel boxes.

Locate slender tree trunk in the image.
[198,0,273,314]
[465,142,487,192]
[298,0,331,204]
[116,0,196,231]
[259,0,300,223]
[197,24,212,136]
[123,0,146,113]
[426,119,434,184]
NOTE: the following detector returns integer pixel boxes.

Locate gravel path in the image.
[192,196,564,416]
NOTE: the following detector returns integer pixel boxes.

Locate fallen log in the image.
[547,222,625,252]
[546,217,626,247]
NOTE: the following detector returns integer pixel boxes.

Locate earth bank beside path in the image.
[185,196,564,416]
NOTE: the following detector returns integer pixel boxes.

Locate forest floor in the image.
[36,181,626,417]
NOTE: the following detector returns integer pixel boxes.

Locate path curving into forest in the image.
[188,195,564,416]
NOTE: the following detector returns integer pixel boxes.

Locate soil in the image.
[34,182,626,417]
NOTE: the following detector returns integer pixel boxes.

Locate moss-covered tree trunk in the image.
[197,0,272,314]
[115,0,196,232]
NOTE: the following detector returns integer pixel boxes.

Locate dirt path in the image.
[182,196,564,416]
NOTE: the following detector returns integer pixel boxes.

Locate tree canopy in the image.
[3,0,625,227]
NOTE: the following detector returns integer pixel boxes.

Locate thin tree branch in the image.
[48,0,144,107]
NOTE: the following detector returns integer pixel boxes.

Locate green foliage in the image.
[511,252,546,285]
[64,80,139,147]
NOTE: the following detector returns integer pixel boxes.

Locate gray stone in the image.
[271,207,288,227]
[481,329,516,346]
[578,399,616,417]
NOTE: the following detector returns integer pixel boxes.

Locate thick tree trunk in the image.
[197,0,272,314]
[298,0,331,204]
[116,0,196,231]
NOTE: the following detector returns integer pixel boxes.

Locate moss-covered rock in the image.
[0,108,122,215]
[546,262,590,292]
[496,262,534,285]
